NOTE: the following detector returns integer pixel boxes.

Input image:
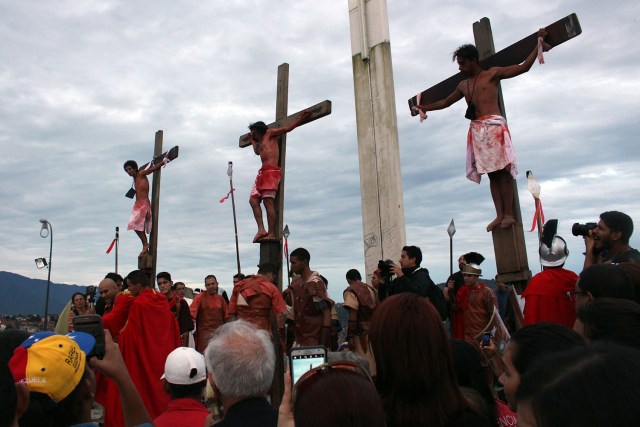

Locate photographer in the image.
[385,246,447,320]
[581,211,640,269]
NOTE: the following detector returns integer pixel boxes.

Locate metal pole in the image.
[283,225,291,287]
[228,162,241,275]
[115,226,119,275]
[40,219,53,331]
[449,237,453,277]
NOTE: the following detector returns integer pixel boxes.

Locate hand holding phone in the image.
[73,314,105,359]
[481,331,492,347]
[289,346,327,386]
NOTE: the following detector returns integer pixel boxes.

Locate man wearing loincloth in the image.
[414,29,549,231]
[248,110,310,242]
[124,159,165,254]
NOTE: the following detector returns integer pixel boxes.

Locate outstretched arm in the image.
[269,110,311,138]
[414,87,465,113]
[495,28,548,80]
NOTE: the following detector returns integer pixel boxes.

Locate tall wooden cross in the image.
[238,64,331,289]
[407,14,582,291]
[238,63,331,409]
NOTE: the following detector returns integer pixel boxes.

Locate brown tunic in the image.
[288,271,334,346]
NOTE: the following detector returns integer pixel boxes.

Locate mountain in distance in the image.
[0,271,92,316]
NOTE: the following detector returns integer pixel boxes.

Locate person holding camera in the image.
[387,245,447,320]
[582,211,640,269]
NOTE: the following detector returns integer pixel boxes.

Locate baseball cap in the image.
[161,347,207,385]
[9,331,95,403]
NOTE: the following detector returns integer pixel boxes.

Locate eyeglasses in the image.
[566,290,588,301]
[293,361,374,404]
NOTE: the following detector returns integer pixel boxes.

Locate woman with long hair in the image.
[67,292,95,332]
[369,293,493,427]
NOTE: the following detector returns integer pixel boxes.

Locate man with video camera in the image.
[581,211,640,269]
[379,245,447,320]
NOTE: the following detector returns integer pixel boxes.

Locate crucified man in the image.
[123,159,165,255]
[414,28,549,232]
[248,110,310,243]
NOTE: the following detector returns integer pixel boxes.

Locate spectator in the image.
[498,323,584,412]
[522,232,578,328]
[343,268,378,376]
[517,343,640,427]
[97,278,119,316]
[67,291,95,332]
[0,363,27,427]
[570,263,635,310]
[617,262,640,304]
[388,245,447,320]
[370,293,494,427]
[574,298,640,349]
[204,320,277,427]
[279,361,385,427]
[174,282,187,299]
[154,347,210,427]
[105,272,125,291]
[190,274,229,353]
[583,210,640,268]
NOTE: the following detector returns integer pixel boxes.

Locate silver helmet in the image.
[539,236,569,267]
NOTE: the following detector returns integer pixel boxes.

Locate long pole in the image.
[40,219,53,331]
[449,236,453,277]
[115,226,119,274]
[228,162,241,275]
[283,225,291,287]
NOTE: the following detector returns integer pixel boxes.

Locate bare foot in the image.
[501,215,516,228]
[486,217,503,232]
[139,244,149,256]
[259,233,276,241]
[253,231,268,243]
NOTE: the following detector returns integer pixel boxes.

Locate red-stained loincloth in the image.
[250,164,281,199]
[466,115,518,184]
[127,199,152,233]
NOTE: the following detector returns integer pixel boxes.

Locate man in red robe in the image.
[190,274,228,353]
[98,269,180,427]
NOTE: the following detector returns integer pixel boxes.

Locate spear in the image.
[447,219,456,276]
[227,162,241,275]
[283,224,291,287]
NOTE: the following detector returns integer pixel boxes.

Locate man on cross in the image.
[414,29,549,232]
[248,110,310,243]
[124,159,166,254]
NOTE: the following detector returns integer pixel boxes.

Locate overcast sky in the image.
[1,0,639,302]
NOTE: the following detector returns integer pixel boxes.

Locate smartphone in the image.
[290,345,327,386]
[73,314,105,359]
[482,331,492,347]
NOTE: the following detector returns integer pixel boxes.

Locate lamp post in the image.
[39,219,53,330]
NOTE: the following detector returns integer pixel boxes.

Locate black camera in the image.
[86,285,97,304]
[377,259,395,277]
[572,222,597,237]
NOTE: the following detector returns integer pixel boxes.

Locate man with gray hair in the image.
[204,320,277,426]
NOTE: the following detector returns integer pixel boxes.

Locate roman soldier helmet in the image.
[539,219,569,267]
[463,252,485,266]
[462,263,482,276]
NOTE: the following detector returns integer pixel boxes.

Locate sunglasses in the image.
[565,290,588,301]
[293,361,374,403]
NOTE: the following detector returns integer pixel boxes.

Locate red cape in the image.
[98,289,180,427]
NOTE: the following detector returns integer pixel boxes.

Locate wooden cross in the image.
[407,14,581,291]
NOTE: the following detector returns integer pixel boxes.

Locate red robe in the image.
[98,289,180,427]
[522,267,578,328]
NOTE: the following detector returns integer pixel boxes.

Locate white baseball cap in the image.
[161,347,207,385]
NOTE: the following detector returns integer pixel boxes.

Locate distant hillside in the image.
[0,271,91,316]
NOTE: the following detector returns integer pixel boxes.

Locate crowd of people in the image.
[2,210,640,427]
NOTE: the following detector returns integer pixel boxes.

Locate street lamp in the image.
[38,219,53,331]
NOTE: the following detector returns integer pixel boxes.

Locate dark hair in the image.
[577,298,640,349]
[290,247,310,263]
[402,245,422,266]
[600,210,634,243]
[346,269,362,281]
[165,379,207,399]
[248,121,268,138]
[70,292,85,305]
[509,323,584,376]
[370,293,468,426]
[123,160,138,171]
[452,44,479,63]
[618,262,640,304]
[104,272,123,283]
[319,275,328,287]
[204,274,217,283]
[126,270,149,288]
[293,367,385,427]
[578,264,634,300]
[173,281,185,291]
[450,340,497,422]
[0,363,17,427]
[257,264,277,275]
[233,273,246,280]
[156,271,172,282]
[517,343,640,427]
